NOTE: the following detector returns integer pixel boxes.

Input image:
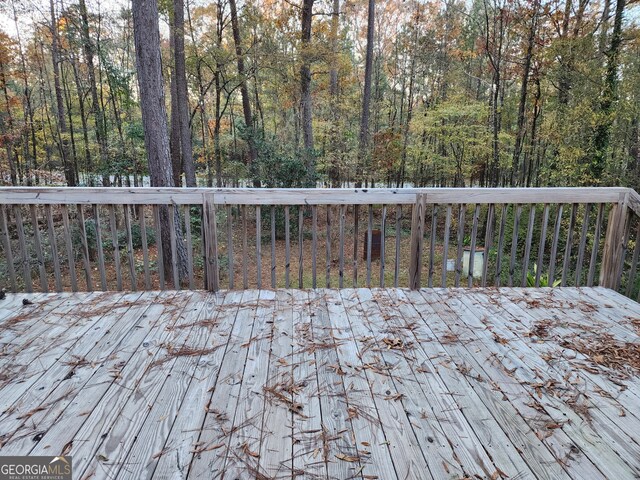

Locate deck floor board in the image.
[0,287,638,480]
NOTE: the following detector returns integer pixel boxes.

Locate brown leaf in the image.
[61,440,72,456]
[336,453,359,462]
[241,442,260,458]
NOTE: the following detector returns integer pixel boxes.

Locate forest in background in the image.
[0,0,639,190]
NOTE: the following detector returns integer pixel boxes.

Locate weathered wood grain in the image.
[29,206,48,292]
[0,287,637,479]
[0,205,17,292]
[0,186,629,205]
[92,205,107,291]
[409,194,426,289]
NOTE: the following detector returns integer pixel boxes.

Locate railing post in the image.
[203,193,219,292]
[409,193,427,290]
[600,193,629,290]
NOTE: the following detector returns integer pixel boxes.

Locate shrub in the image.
[526,265,561,287]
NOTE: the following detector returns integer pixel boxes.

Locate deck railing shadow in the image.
[1,187,640,300]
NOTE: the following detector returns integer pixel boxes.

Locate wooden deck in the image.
[0,288,639,479]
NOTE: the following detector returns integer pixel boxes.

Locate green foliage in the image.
[526,265,561,288]
[118,224,156,249]
[75,218,155,255]
[1,0,639,191]
[254,136,308,188]
[410,99,493,186]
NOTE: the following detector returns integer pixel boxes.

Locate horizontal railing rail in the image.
[1,187,639,300]
[0,186,634,205]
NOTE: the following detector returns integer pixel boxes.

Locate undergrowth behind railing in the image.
[0,187,639,301]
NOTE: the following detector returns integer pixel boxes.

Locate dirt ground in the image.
[10,204,487,293]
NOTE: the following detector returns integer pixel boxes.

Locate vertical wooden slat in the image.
[45,205,62,292]
[468,204,480,287]
[75,205,93,291]
[394,205,402,288]
[409,193,427,289]
[379,205,386,287]
[366,205,373,287]
[326,206,332,288]
[535,204,550,287]
[617,209,633,292]
[200,204,206,289]
[168,206,179,289]
[223,205,233,289]
[495,204,507,287]
[152,205,165,290]
[521,205,536,287]
[441,205,452,287]
[271,206,276,288]
[202,194,219,292]
[184,205,194,289]
[137,205,151,290]
[14,205,32,293]
[548,204,564,286]
[600,204,618,288]
[242,205,248,289]
[108,205,122,291]
[30,205,48,292]
[298,206,304,288]
[256,205,262,289]
[285,205,291,288]
[508,204,522,287]
[481,204,495,287]
[428,205,437,287]
[0,206,17,292]
[353,204,359,287]
[625,220,640,297]
[455,204,467,287]
[561,203,578,286]
[61,204,78,292]
[339,205,345,288]
[311,205,318,288]
[123,205,137,291]
[575,203,591,286]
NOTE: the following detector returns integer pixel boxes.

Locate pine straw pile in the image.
[150,343,222,367]
[0,302,48,332]
[631,317,640,336]
[560,333,640,378]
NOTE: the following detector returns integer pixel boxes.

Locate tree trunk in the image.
[61,63,79,183]
[214,0,224,187]
[512,0,539,186]
[598,0,612,55]
[12,3,36,184]
[78,0,107,184]
[483,0,504,187]
[357,0,375,188]
[132,0,187,284]
[0,56,18,186]
[398,6,419,188]
[329,0,340,98]
[214,73,222,187]
[592,0,625,182]
[70,52,93,183]
[186,3,211,187]
[50,0,75,186]
[525,73,541,187]
[300,0,315,184]
[169,22,182,187]
[229,0,258,184]
[173,0,196,186]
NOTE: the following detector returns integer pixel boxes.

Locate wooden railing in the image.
[1,187,639,299]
